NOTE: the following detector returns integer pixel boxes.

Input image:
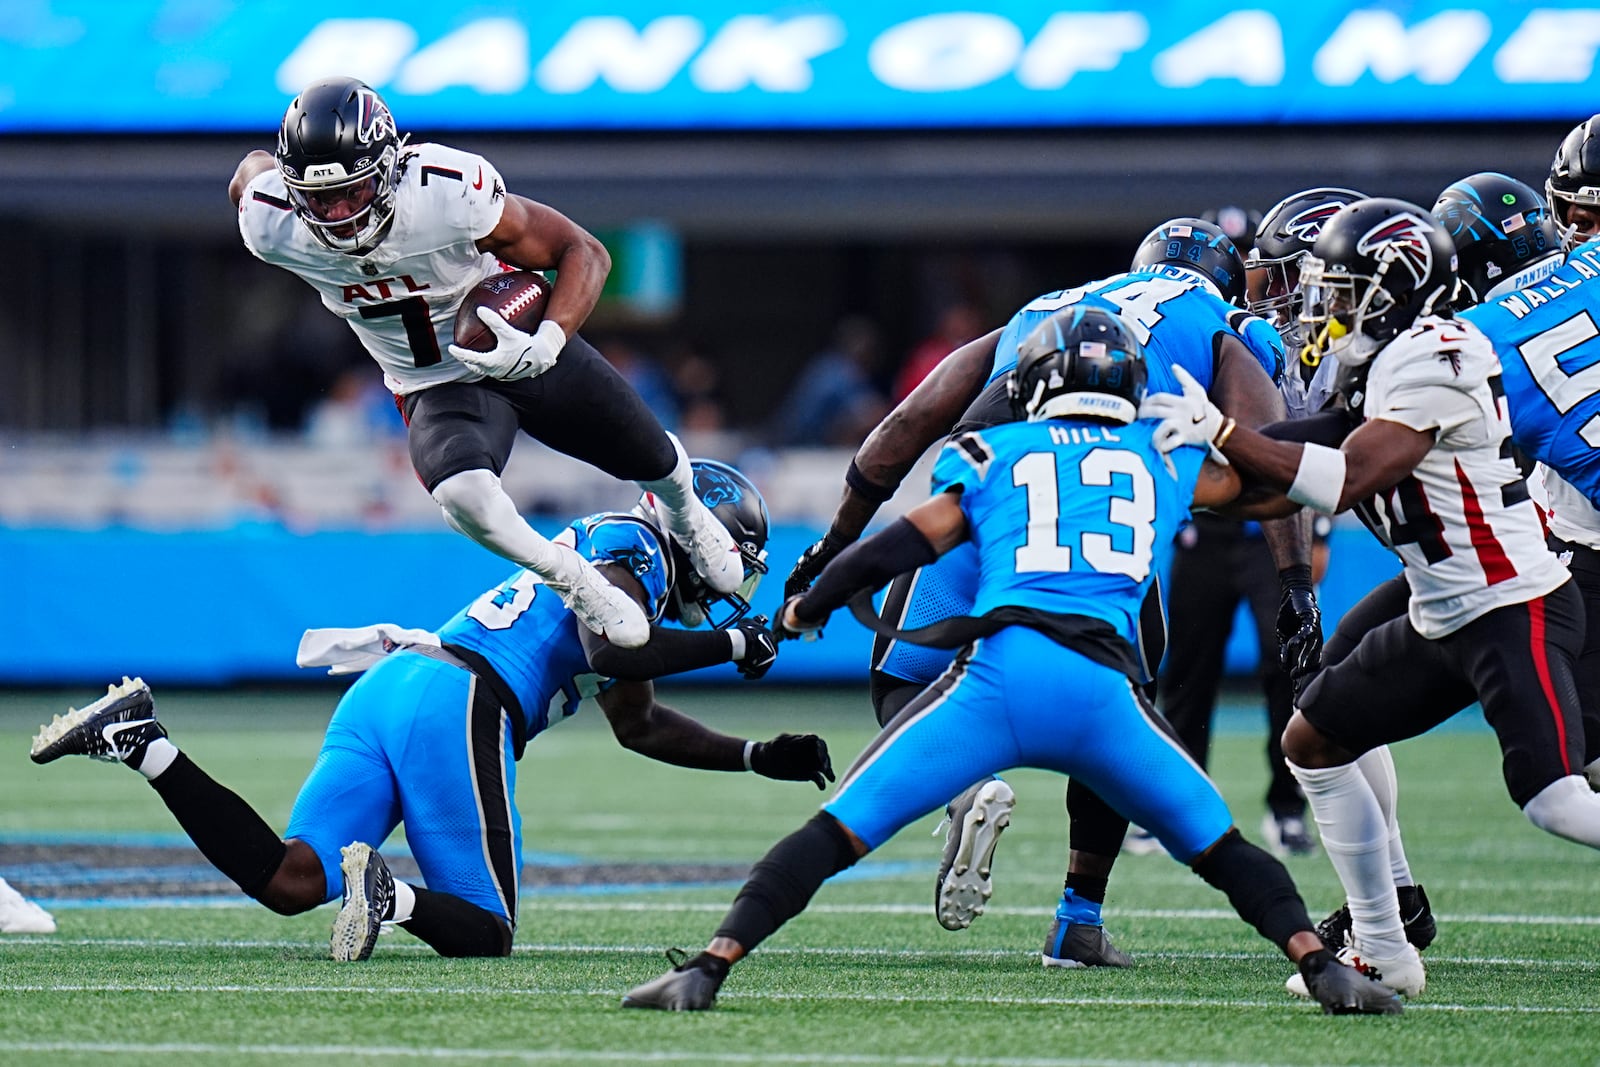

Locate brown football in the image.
[453,270,552,352]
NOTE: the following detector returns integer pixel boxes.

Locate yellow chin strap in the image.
[1300,318,1347,368]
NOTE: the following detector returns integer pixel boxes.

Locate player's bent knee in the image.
[1281,711,1344,768]
[256,839,325,916]
[1522,775,1600,847]
[431,469,504,528]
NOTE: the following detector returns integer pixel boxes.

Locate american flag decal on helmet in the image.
[1356,212,1437,287]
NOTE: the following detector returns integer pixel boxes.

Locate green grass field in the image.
[1,684,1596,1067]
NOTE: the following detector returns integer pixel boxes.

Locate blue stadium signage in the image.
[4,2,1600,131]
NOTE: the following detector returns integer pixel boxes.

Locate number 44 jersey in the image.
[1461,239,1600,549]
[238,142,509,395]
[1353,317,1566,638]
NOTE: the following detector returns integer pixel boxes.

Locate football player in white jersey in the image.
[1548,114,1600,250]
[228,77,742,649]
[1148,197,1600,1000]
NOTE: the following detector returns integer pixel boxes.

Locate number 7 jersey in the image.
[1353,316,1565,638]
[238,142,508,395]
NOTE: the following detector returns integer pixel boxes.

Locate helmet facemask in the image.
[281,147,399,254]
[1298,256,1393,368]
[1246,249,1307,350]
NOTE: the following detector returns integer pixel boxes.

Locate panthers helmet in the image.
[1246,187,1367,347]
[276,77,405,254]
[643,461,769,630]
[1546,115,1600,250]
[1434,173,1561,305]
[1298,198,1458,367]
[1008,305,1148,424]
[1130,217,1248,306]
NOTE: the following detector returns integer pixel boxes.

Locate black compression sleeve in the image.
[583,625,734,682]
[796,517,940,624]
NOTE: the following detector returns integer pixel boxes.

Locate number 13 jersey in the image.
[1355,316,1565,638]
[237,142,508,395]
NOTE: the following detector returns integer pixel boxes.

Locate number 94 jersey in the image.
[1461,240,1600,547]
[238,142,508,396]
[932,419,1205,649]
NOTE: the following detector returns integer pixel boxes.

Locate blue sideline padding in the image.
[1,523,1399,686]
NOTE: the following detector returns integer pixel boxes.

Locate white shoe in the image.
[549,547,650,648]
[669,495,742,596]
[1286,943,1425,998]
[1120,825,1165,856]
[0,877,55,934]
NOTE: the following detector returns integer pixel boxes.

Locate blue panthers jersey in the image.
[990,266,1284,393]
[931,419,1205,647]
[437,513,671,741]
[1460,240,1600,512]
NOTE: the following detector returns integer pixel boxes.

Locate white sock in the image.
[390,881,417,924]
[1523,774,1600,846]
[639,433,696,534]
[1290,760,1409,959]
[1355,746,1414,886]
[136,737,179,780]
[432,470,562,576]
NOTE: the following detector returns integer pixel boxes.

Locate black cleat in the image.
[1042,919,1134,968]
[1300,952,1404,1016]
[621,949,726,1011]
[330,842,394,962]
[31,677,166,767]
[1316,884,1436,953]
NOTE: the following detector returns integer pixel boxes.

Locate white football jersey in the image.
[238,142,509,396]
[1354,316,1567,637]
[1542,466,1600,548]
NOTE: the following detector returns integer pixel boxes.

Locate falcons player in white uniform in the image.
[1148,198,1600,999]
[228,77,742,648]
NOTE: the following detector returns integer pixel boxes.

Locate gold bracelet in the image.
[1213,417,1238,451]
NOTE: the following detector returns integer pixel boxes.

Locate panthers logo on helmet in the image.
[1284,201,1349,243]
[694,467,743,508]
[1356,212,1438,287]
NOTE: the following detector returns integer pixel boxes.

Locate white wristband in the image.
[534,318,567,352]
[1286,443,1347,514]
[727,628,746,661]
[742,739,756,772]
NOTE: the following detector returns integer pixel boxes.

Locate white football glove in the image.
[447,308,566,381]
[1139,364,1229,464]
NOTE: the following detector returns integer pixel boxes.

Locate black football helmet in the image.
[1547,115,1600,250]
[1008,305,1148,424]
[1246,187,1367,348]
[1433,173,1561,305]
[1298,198,1458,367]
[1130,217,1248,306]
[643,461,769,629]
[276,77,405,254]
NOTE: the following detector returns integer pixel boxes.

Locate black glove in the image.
[773,594,826,642]
[784,530,851,599]
[1276,565,1323,694]
[750,733,835,790]
[734,616,779,680]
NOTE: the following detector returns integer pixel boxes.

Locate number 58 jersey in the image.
[932,419,1205,649]
[238,142,508,396]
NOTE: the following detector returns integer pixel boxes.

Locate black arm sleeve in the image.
[796,517,940,625]
[580,625,734,682]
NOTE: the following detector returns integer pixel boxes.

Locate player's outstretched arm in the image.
[227,150,275,208]
[785,330,1000,597]
[577,566,779,681]
[597,681,834,788]
[780,492,968,637]
[476,193,610,342]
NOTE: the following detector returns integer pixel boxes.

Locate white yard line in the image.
[1,983,1593,1015]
